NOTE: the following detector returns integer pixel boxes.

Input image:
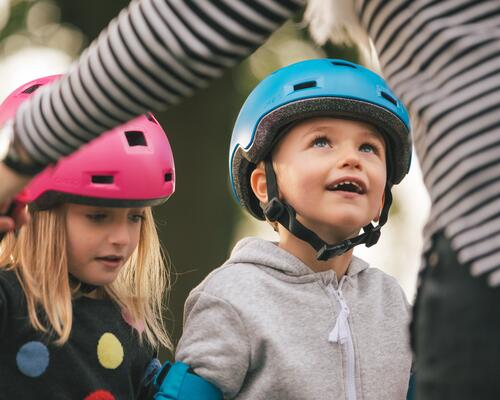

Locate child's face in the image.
[65,204,145,286]
[272,117,387,242]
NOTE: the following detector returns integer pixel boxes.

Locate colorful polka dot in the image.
[16,341,49,377]
[141,358,161,386]
[97,333,124,369]
[84,389,116,400]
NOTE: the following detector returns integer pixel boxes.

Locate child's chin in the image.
[321,215,365,229]
[329,217,369,232]
[321,224,365,242]
[84,275,118,287]
[298,215,367,241]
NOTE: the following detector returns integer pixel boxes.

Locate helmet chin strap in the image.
[262,159,391,261]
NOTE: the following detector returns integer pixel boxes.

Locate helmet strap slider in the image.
[263,197,285,222]
[317,240,353,261]
[364,225,381,247]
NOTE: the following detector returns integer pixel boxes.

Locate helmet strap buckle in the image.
[317,240,353,261]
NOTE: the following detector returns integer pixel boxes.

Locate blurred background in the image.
[0,0,430,359]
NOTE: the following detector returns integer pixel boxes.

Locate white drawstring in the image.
[329,304,350,344]
[327,281,358,400]
[328,285,351,344]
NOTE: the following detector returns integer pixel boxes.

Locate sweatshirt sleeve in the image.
[12,0,305,168]
[175,290,250,399]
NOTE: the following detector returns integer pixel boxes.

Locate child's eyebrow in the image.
[361,129,385,143]
[302,125,334,136]
[86,208,109,213]
[303,125,381,138]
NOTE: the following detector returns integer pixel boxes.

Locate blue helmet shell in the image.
[229,58,412,220]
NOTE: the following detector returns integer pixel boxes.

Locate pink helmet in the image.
[0,76,175,209]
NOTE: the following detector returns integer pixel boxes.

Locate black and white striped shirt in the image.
[12,0,500,286]
[356,0,500,287]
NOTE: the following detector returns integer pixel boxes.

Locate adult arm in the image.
[0,0,303,230]
[357,0,500,284]
[9,0,304,169]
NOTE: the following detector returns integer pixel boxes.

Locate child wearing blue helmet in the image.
[176,59,413,400]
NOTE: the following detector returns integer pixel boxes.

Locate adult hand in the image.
[0,162,31,236]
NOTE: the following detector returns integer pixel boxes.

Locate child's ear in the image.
[373,191,386,222]
[250,162,268,203]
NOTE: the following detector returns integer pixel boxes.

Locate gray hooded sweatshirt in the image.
[176,237,412,400]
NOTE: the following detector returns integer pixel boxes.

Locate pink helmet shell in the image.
[1,76,175,209]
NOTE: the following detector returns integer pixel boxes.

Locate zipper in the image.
[328,277,357,400]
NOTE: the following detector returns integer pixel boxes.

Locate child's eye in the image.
[86,213,107,222]
[359,143,378,154]
[129,214,145,223]
[312,136,331,148]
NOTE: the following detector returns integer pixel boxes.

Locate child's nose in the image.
[109,222,131,246]
[337,148,361,169]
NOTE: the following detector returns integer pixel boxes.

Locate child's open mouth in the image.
[95,255,124,268]
[326,179,365,194]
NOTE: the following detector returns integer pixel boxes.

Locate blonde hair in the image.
[304,0,381,72]
[0,206,171,350]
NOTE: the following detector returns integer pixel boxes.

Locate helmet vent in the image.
[331,61,356,69]
[164,172,173,182]
[125,131,147,147]
[22,84,42,94]
[293,81,317,91]
[380,91,397,106]
[91,175,114,184]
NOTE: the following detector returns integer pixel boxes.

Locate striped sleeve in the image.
[14,0,305,165]
[356,0,500,286]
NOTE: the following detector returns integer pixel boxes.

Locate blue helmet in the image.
[229,59,412,220]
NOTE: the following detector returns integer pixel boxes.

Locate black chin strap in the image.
[263,159,391,261]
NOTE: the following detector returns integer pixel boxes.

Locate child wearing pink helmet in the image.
[0,76,175,399]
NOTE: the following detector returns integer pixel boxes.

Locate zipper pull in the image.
[328,303,350,344]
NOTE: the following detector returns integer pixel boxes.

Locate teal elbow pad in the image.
[153,361,223,400]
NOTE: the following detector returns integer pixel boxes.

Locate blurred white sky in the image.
[0,47,70,100]
[0,0,79,100]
